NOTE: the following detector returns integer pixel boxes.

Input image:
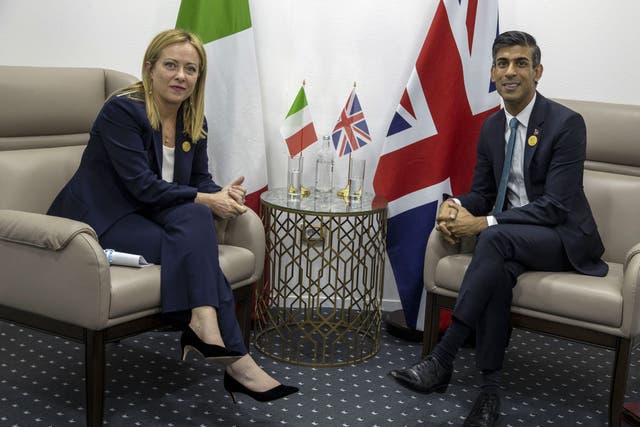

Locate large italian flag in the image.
[176,0,267,211]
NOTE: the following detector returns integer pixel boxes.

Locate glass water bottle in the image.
[315,135,334,193]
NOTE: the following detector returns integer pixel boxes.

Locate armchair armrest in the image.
[424,228,461,292]
[621,242,640,337]
[0,209,97,249]
[423,228,478,292]
[0,210,111,330]
[218,209,265,281]
[624,242,640,272]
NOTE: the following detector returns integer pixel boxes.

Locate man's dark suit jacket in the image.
[48,93,221,237]
[457,93,608,277]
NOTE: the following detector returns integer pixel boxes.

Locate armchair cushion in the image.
[0,146,86,213]
[108,241,256,321]
[433,252,623,328]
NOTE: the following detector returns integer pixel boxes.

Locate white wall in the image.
[2,0,639,310]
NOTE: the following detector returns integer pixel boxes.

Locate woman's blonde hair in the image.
[117,29,208,141]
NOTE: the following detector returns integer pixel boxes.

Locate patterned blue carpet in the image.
[1,318,638,426]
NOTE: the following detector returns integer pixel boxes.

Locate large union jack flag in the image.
[331,88,371,157]
[373,0,500,330]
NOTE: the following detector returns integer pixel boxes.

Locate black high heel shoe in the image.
[180,327,243,363]
[224,372,299,403]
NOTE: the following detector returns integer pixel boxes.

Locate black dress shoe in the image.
[463,391,500,426]
[180,327,244,364]
[388,355,452,394]
[224,372,299,403]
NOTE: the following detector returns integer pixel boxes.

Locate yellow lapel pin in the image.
[182,141,191,152]
[527,135,538,147]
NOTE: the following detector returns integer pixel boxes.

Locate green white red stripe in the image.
[176,0,267,211]
[280,85,318,157]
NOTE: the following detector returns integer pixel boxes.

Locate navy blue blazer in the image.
[48,93,222,237]
[457,93,607,276]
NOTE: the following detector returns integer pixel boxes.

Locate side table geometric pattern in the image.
[254,189,387,367]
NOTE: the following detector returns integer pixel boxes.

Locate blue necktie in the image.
[494,117,519,215]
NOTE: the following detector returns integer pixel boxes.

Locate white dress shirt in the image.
[162,145,175,183]
[503,93,536,211]
[455,94,537,226]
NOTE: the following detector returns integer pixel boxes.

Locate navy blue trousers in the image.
[100,203,247,354]
[453,224,573,371]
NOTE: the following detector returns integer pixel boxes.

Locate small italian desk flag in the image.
[176,0,267,211]
[280,83,318,157]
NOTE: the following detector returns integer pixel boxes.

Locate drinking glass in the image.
[287,155,303,197]
[348,158,365,201]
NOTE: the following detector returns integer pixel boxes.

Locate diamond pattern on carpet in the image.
[1,319,637,426]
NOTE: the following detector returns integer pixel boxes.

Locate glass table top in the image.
[260,187,388,215]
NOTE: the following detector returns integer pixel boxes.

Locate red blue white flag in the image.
[373,0,500,329]
[332,87,371,157]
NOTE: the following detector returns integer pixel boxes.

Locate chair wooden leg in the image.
[85,329,106,427]
[610,337,631,427]
[422,293,440,357]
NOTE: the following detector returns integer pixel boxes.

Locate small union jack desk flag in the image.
[331,87,371,156]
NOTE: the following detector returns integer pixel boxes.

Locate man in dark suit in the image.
[389,31,608,427]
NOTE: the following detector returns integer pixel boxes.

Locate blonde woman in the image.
[48,29,297,403]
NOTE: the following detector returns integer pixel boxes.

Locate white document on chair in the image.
[103,249,154,268]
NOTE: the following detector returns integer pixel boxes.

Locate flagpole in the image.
[301,80,305,157]
[337,152,352,199]
[300,80,310,197]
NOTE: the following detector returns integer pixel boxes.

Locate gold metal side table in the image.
[254,188,387,367]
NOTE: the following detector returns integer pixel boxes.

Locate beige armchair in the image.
[0,65,265,426]
[422,99,640,426]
